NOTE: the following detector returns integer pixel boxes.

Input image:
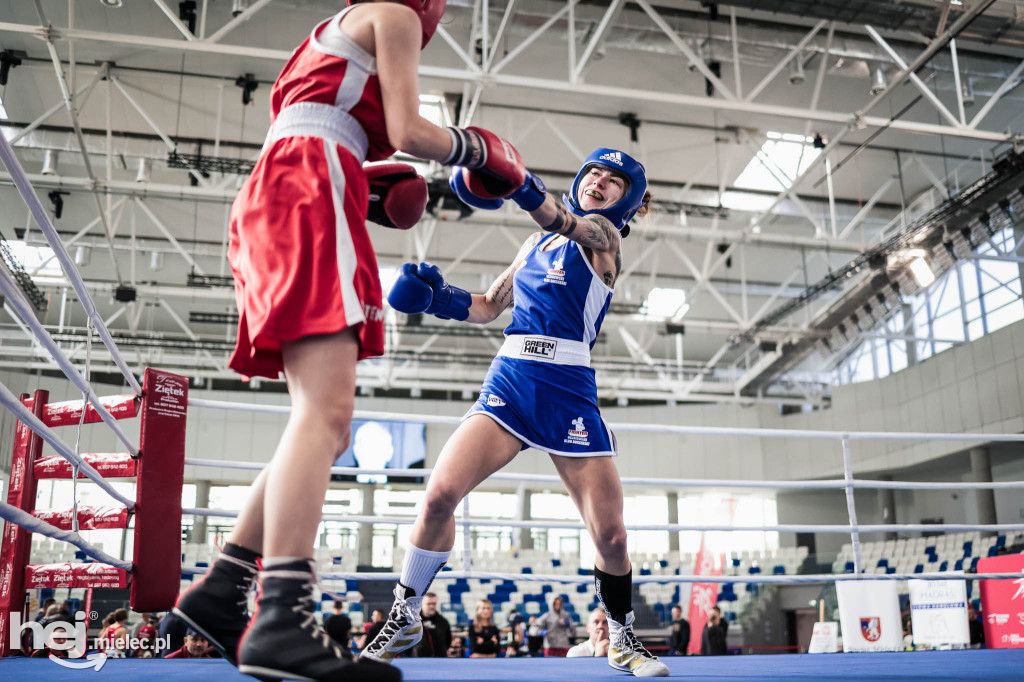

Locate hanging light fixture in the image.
[74,245,91,267]
[788,55,806,85]
[961,79,975,107]
[869,67,887,95]
[150,250,165,272]
[135,158,152,183]
[41,150,58,176]
[231,0,248,16]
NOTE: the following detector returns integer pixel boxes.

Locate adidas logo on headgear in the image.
[598,151,623,166]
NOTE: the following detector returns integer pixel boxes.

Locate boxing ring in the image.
[2,111,1024,681]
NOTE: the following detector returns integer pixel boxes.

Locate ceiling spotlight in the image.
[905,249,935,288]
[788,57,806,85]
[869,67,887,95]
[231,0,249,16]
[100,0,123,6]
[74,245,91,267]
[150,250,165,272]
[135,158,152,183]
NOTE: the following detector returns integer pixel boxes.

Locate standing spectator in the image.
[358,610,386,650]
[668,605,690,655]
[129,612,153,641]
[526,615,544,656]
[324,600,352,650]
[969,608,985,649]
[535,596,573,657]
[416,592,452,657]
[713,606,728,637]
[567,608,610,658]
[158,609,189,657]
[504,610,526,657]
[165,628,214,659]
[468,599,500,658]
[700,609,727,656]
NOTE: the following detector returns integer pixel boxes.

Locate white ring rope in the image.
[183,458,1024,492]
[0,381,135,509]
[0,500,132,571]
[0,131,142,395]
[176,566,1024,586]
[181,507,1024,535]
[187,398,1024,443]
[0,264,139,455]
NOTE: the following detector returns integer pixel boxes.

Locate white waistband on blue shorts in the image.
[497,334,591,367]
[262,102,369,164]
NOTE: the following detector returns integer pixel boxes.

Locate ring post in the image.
[0,390,47,657]
[130,369,188,611]
[840,435,863,574]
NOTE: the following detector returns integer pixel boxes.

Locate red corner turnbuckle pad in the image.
[130,369,188,612]
[34,452,137,479]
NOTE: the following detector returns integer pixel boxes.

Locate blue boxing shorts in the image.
[464,356,617,457]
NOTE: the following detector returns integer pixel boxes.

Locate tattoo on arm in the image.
[541,205,577,237]
[488,273,514,310]
[603,270,614,286]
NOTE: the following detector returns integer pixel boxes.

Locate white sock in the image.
[399,544,450,597]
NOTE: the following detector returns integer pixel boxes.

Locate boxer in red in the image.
[173,3,527,680]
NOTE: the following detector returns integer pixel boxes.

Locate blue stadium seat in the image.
[551,559,561,567]
[521,566,533,574]
[913,564,924,574]
[844,561,855,573]
[876,558,888,569]
[772,565,785,575]
[963,541,973,557]
[939,561,948,571]
[639,567,651,576]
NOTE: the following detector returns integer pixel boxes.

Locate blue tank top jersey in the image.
[504,234,613,348]
[464,233,618,458]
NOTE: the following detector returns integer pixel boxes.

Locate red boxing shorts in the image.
[227,136,385,379]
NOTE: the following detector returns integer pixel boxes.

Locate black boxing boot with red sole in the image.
[173,545,258,665]
[238,559,401,682]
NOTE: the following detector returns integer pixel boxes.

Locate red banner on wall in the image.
[25,563,128,589]
[686,537,721,654]
[979,552,1024,648]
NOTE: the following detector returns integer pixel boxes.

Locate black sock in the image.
[222,542,261,566]
[594,566,632,625]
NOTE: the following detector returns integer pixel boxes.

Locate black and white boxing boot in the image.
[238,559,400,682]
[359,583,423,663]
[173,543,258,665]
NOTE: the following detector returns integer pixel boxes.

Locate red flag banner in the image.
[33,505,130,531]
[686,537,722,654]
[34,452,137,479]
[25,562,128,589]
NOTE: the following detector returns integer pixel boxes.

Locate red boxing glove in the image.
[363,163,428,230]
[445,126,527,200]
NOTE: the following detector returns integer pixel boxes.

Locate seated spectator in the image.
[969,608,985,649]
[34,598,57,623]
[157,609,188,657]
[536,595,573,657]
[135,616,160,658]
[165,628,213,659]
[566,608,610,658]
[416,592,452,658]
[323,600,352,650]
[97,608,130,658]
[668,604,690,655]
[468,599,500,658]
[700,610,727,656]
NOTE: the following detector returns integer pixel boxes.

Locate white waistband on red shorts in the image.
[262,102,369,164]
[497,334,591,367]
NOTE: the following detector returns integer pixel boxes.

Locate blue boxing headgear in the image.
[561,148,648,238]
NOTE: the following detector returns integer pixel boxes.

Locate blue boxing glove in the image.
[417,262,472,321]
[509,171,547,212]
[386,262,472,322]
[450,167,504,211]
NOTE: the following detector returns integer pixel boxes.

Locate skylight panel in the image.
[641,287,689,320]
[733,132,822,193]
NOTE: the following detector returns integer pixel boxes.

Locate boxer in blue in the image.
[363,149,668,677]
